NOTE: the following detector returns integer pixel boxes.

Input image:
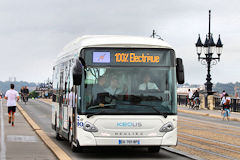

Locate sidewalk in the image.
[0,99,57,160]
[178,105,240,121]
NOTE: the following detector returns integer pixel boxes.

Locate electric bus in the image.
[51,35,184,153]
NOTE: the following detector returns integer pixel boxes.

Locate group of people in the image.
[220,90,231,121]
[20,86,29,102]
[188,89,231,121]
[92,74,159,106]
[188,89,200,108]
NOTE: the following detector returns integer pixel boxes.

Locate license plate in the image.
[118,140,140,145]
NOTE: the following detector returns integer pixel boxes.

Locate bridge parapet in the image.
[177,94,240,112]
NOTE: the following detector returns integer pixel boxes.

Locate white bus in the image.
[51,35,184,153]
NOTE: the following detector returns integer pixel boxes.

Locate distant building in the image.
[177,85,205,95]
[9,76,16,82]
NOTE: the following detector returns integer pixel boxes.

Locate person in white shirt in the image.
[220,93,231,121]
[4,84,19,126]
[138,74,159,91]
[188,89,193,99]
[105,76,122,95]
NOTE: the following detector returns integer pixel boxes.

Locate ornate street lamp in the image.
[195,10,223,95]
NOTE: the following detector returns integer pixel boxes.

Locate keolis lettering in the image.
[115,53,160,63]
[117,122,142,127]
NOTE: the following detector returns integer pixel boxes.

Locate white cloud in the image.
[0,0,239,84]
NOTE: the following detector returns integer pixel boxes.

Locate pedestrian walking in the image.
[4,84,19,126]
[220,90,226,99]
[220,93,231,121]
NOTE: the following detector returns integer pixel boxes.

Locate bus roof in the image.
[56,35,173,62]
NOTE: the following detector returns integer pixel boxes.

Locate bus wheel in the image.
[56,132,61,140]
[70,136,78,152]
[68,122,71,144]
[55,114,57,130]
[148,146,160,153]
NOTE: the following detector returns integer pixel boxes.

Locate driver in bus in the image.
[138,74,159,91]
[92,76,107,105]
[105,76,122,95]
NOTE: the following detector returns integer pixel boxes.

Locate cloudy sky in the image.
[0,0,240,84]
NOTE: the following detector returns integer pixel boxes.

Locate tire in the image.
[148,146,160,153]
[55,115,61,140]
[70,136,79,152]
[56,132,61,140]
[54,115,57,130]
[68,118,71,143]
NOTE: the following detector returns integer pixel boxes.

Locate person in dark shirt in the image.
[92,76,107,106]
[193,89,200,105]
[23,86,29,101]
[20,86,24,102]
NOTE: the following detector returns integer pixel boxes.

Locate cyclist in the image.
[192,89,200,109]
[20,86,24,102]
[187,89,193,109]
[23,86,29,102]
[4,84,19,126]
[221,93,231,121]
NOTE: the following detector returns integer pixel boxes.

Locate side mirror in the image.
[73,58,83,85]
[176,58,185,84]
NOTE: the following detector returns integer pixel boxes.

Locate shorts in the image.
[224,109,230,117]
[8,106,16,113]
[194,97,200,101]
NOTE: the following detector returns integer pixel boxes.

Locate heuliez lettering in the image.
[115,53,160,63]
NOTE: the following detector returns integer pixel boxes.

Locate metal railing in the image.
[213,96,240,112]
[177,94,240,112]
[177,94,188,106]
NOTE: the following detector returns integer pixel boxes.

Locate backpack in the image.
[224,99,230,106]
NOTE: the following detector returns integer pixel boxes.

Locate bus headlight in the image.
[159,122,174,132]
[83,122,98,132]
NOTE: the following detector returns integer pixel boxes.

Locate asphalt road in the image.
[19,100,191,160]
[176,112,240,160]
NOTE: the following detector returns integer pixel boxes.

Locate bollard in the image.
[233,99,237,112]
[205,94,208,109]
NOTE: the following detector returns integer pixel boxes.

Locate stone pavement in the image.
[178,105,240,121]
[0,99,57,160]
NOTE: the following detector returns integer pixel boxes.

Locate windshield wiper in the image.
[87,110,105,118]
[150,106,168,118]
[86,103,116,118]
[87,103,116,110]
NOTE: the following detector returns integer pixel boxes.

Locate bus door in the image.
[59,71,64,131]
[63,103,69,131]
[71,86,77,141]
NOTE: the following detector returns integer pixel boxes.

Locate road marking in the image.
[0,99,6,160]
[16,103,72,160]
[7,135,38,143]
[178,142,236,160]
[178,108,240,122]
[179,132,240,149]
[179,116,240,130]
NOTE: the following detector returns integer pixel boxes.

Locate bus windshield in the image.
[82,67,177,115]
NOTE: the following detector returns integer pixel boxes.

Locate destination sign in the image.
[84,48,174,67]
[115,53,160,63]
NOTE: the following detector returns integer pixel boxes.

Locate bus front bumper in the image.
[77,128,177,146]
[95,137,162,146]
